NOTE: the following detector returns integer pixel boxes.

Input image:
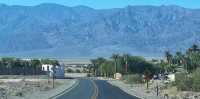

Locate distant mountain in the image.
[0,3,200,58]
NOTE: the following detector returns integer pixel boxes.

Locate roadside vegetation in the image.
[0,58,74,99]
[90,44,200,98]
[89,53,159,84]
[0,58,58,75]
[122,74,143,84]
[162,44,200,92]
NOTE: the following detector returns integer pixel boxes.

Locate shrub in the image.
[123,74,143,84]
[87,73,92,77]
[192,68,200,91]
[66,68,74,73]
[75,69,81,73]
[175,68,200,91]
[175,72,192,91]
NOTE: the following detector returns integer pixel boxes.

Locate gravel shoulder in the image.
[0,78,77,99]
[108,80,163,99]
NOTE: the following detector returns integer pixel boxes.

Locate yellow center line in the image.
[91,80,99,99]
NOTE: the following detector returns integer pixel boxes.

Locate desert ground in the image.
[0,75,77,99]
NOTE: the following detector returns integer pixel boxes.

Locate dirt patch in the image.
[0,78,76,99]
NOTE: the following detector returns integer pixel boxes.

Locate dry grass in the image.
[162,86,178,97]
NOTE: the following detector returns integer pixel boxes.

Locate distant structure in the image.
[42,64,65,78]
[114,73,122,80]
[57,58,91,72]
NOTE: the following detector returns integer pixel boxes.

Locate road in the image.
[57,79,139,99]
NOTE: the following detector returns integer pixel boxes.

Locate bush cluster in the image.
[123,74,143,84]
[176,68,200,91]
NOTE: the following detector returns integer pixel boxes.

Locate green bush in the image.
[87,73,92,77]
[192,68,200,91]
[123,74,143,84]
[176,68,200,91]
[66,68,74,73]
[75,69,81,73]
[175,72,192,91]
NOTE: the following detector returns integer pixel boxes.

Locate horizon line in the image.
[0,3,198,10]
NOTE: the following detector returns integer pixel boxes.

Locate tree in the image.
[31,59,41,75]
[100,61,115,77]
[1,57,15,74]
[66,68,74,73]
[185,44,200,72]
[91,54,158,78]
[123,54,130,73]
[91,57,106,76]
[187,53,200,72]
[14,59,24,75]
[128,56,154,74]
[91,59,98,76]
[174,51,183,65]
[111,54,120,74]
[96,57,106,76]
[159,60,167,73]
[188,44,200,53]
[144,69,152,89]
[165,51,173,65]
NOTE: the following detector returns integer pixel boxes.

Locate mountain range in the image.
[0,3,200,58]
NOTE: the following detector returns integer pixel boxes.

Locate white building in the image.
[114,73,122,80]
[42,64,65,78]
[167,74,175,82]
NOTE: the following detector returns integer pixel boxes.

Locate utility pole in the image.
[114,58,117,79]
[52,65,55,88]
[156,80,159,96]
[123,54,129,73]
[115,58,117,73]
[125,55,128,73]
[53,73,54,88]
[47,66,50,84]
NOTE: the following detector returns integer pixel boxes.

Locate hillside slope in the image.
[0,4,200,57]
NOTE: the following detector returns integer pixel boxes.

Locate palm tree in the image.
[183,56,190,73]
[187,44,200,55]
[191,44,199,52]
[96,57,106,76]
[31,59,41,86]
[175,51,183,65]
[91,57,106,76]
[165,51,173,65]
[2,57,15,75]
[186,44,200,72]
[111,54,120,74]
[123,54,130,73]
[91,59,98,76]
[31,59,41,75]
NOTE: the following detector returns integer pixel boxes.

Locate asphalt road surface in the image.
[57,79,139,99]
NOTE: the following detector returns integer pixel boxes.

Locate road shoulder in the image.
[50,79,79,99]
[108,80,162,99]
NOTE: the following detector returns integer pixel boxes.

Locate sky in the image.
[0,0,199,9]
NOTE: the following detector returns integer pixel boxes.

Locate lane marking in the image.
[91,80,99,99]
[49,79,80,99]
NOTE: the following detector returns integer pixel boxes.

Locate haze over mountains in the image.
[0,3,200,58]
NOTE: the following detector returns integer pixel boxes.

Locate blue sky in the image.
[0,0,199,9]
